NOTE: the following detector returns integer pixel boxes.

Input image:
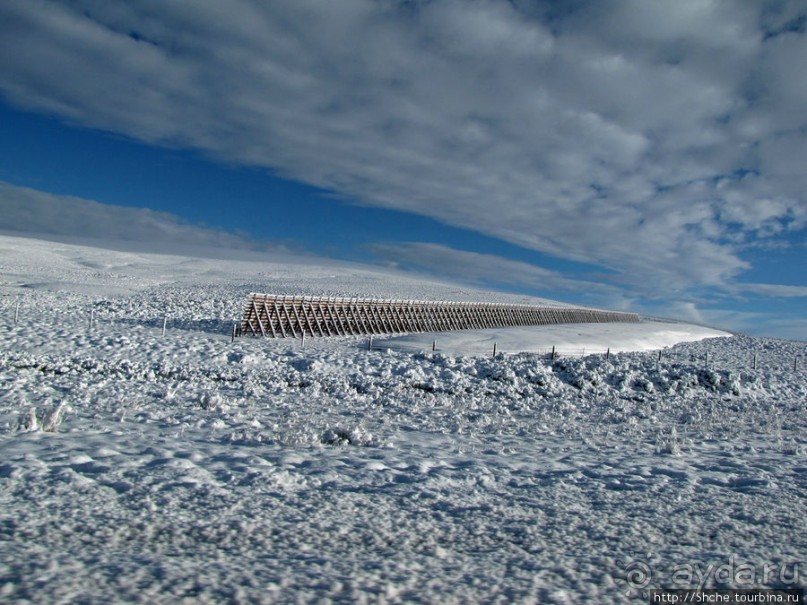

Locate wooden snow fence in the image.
[239,294,640,338]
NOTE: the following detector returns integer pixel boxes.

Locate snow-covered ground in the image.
[0,234,804,604]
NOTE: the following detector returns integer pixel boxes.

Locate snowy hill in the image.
[0,234,804,603]
[0,233,728,353]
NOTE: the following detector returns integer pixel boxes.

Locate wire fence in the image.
[367,337,805,372]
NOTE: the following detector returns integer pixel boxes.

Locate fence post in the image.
[432,340,436,351]
[301,332,305,349]
[231,322,237,343]
[14,301,20,324]
[368,335,373,351]
[162,315,167,337]
[605,348,610,360]
[89,309,95,331]
[551,346,556,360]
[493,343,497,358]
[753,353,757,371]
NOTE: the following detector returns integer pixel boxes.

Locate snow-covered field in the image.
[0,234,804,604]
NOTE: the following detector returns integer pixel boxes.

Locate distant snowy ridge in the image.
[0,233,729,354]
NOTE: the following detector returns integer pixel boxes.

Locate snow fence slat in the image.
[240,294,640,338]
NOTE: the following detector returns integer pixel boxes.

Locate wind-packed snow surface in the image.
[0,235,804,604]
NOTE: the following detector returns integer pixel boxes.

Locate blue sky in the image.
[1,0,805,339]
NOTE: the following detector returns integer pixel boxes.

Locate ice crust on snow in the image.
[0,235,804,604]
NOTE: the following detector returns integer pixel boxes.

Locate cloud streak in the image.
[735,283,807,298]
[0,181,268,254]
[0,0,805,298]
[369,241,622,301]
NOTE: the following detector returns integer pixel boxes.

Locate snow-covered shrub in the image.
[655,427,681,455]
[15,408,39,432]
[697,369,741,396]
[632,376,655,394]
[199,391,225,411]
[15,403,67,433]
[320,425,374,446]
[225,429,271,445]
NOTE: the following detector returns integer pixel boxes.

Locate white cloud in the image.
[735,283,807,298]
[0,181,274,255]
[0,0,805,298]
[701,310,807,341]
[749,317,807,341]
[368,241,622,299]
